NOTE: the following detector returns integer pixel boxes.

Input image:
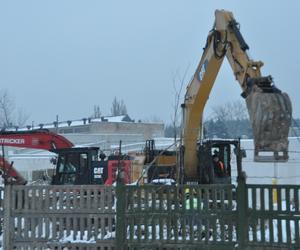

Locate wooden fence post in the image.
[237,172,247,250]
[3,184,12,249]
[116,183,126,250]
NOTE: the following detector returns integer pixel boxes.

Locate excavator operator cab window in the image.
[91,153,99,161]
[211,143,232,182]
[52,148,100,185]
[79,153,87,170]
[56,152,88,185]
[57,154,77,184]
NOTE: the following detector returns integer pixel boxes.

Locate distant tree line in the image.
[290,118,300,137]
[165,124,181,138]
[203,118,252,139]
[204,100,251,138]
[165,100,253,139]
[292,118,300,127]
[165,119,252,139]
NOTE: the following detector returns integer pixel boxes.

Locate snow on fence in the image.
[122,184,237,249]
[3,185,116,249]
[0,182,300,249]
[116,183,300,249]
[247,184,300,246]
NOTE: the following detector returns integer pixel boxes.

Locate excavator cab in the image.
[197,139,242,184]
[51,147,103,185]
[51,147,131,185]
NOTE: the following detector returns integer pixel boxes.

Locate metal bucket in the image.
[246,90,292,162]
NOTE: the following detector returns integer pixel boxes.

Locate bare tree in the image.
[0,89,29,128]
[171,65,190,142]
[16,108,30,127]
[208,100,250,138]
[92,105,102,118]
[211,100,248,121]
[0,89,15,127]
[111,97,127,116]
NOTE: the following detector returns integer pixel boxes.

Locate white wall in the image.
[6,137,300,184]
[231,138,300,185]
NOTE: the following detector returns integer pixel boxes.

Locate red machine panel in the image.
[105,160,131,185]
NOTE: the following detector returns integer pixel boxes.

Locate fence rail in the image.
[121,184,237,249]
[0,182,300,249]
[246,184,300,249]
[3,185,116,250]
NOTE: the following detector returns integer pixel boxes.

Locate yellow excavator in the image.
[182,9,291,182]
[145,10,292,184]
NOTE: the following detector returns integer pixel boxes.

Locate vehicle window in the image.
[58,154,78,173]
[223,146,229,170]
[79,153,88,169]
[58,156,66,173]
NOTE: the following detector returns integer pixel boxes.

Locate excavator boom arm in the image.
[0,157,27,185]
[0,129,74,151]
[182,29,226,178]
[0,129,74,184]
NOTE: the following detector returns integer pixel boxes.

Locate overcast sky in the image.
[0,1,299,125]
